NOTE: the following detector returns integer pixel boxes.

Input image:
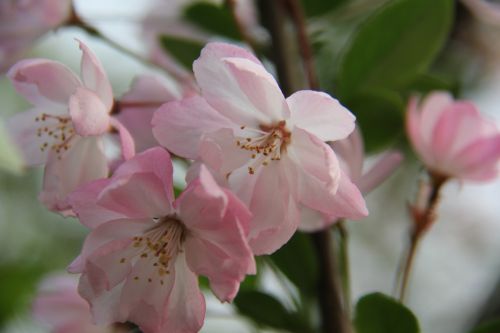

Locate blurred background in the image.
[1,0,500,332]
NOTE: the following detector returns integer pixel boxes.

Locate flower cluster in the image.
[7,40,376,333]
[5,2,500,332]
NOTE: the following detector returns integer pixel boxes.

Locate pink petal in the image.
[152,96,234,159]
[180,166,254,301]
[193,42,270,127]
[112,148,174,202]
[419,91,453,146]
[8,58,80,107]
[69,87,111,136]
[68,178,123,229]
[39,137,108,213]
[358,151,403,194]
[451,135,500,181]
[78,40,113,110]
[109,118,135,161]
[330,127,364,182]
[118,75,180,152]
[199,128,252,177]
[405,96,428,161]
[290,127,341,198]
[160,253,205,333]
[223,57,289,122]
[97,172,173,219]
[287,90,355,141]
[7,108,50,166]
[246,162,299,255]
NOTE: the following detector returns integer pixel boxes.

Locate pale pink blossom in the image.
[294,128,405,228]
[406,91,500,181]
[153,42,367,254]
[0,0,72,73]
[33,273,125,333]
[117,75,181,152]
[331,128,403,195]
[68,147,255,333]
[7,40,134,213]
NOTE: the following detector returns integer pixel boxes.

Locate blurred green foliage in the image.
[354,293,420,333]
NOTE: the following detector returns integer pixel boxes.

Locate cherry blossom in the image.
[116,75,181,152]
[68,147,255,333]
[0,0,72,73]
[33,273,129,333]
[153,42,367,254]
[331,128,403,195]
[406,91,500,181]
[301,128,404,227]
[7,40,134,213]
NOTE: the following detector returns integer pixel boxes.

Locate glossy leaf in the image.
[183,2,240,40]
[270,232,318,296]
[344,88,404,153]
[159,35,204,70]
[234,290,310,332]
[337,0,454,98]
[354,292,420,333]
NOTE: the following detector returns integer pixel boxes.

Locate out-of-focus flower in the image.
[406,91,500,181]
[0,0,73,73]
[142,0,265,82]
[7,40,134,213]
[117,75,181,152]
[68,147,255,333]
[306,128,404,225]
[153,42,367,255]
[461,0,500,27]
[331,127,403,195]
[33,273,128,333]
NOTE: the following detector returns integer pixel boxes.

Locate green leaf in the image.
[469,319,500,333]
[403,72,458,96]
[344,88,404,153]
[159,35,204,70]
[337,0,454,98]
[270,232,318,296]
[234,290,310,332]
[234,290,291,329]
[354,292,420,333]
[183,2,240,40]
[0,264,46,326]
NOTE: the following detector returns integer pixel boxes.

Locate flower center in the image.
[35,113,76,158]
[236,120,291,175]
[120,216,186,285]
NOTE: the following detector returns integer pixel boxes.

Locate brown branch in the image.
[284,0,319,90]
[398,173,448,301]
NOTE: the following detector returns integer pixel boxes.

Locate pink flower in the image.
[300,128,404,228]
[68,147,255,333]
[406,91,500,181]
[7,40,134,213]
[153,42,368,254]
[33,273,121,333]
[461,0,500,26]
[0,0,72,73]
[331,128,403,195]
[117,75,181,152]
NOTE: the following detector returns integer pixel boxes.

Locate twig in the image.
[397,172,448,302]
[65,6,196,88]
[336,220,352,317]
[225,0,261,54]
[284,0,320,89]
